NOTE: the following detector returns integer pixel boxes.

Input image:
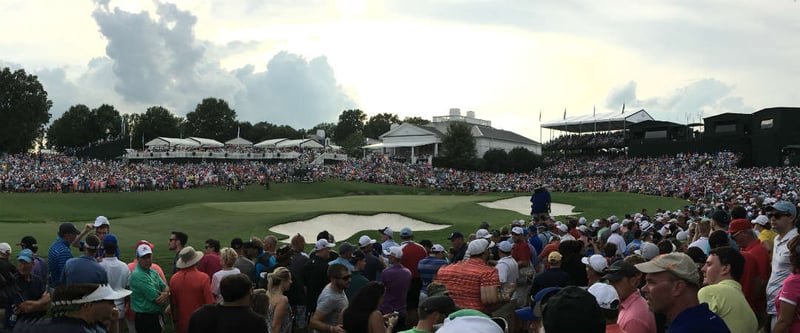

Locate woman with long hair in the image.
[266,267,293,333]
[211,247,240,303]
[342,281,398,333]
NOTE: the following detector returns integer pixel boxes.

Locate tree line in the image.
[1,66,540,172]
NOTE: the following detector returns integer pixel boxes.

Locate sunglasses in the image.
[337,275,352,281]
[768,213,789,219]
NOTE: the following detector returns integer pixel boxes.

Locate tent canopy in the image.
[225,137,253,146]
[144,137,200,148]
[188,137,224,148]
[275,139,324,149]
[542,109,654,133]
[253,138,287,148]
[362,138,439,149]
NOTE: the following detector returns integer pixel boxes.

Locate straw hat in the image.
[176,246,204,269]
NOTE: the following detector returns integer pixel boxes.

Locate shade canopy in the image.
[542,109,654,133]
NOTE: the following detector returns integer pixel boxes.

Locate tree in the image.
[508,147,541,173]
[363,113,400,139]
[402,116,431,126]
[46,104,95,149]
[339,132,365,158]
[93,104,122,139]
[0,67,52,153]
[333,109,366,142]
[440,121,477,169]
[132,106,181,149]
[310,122,337,140]
[483,148,509,173]
[184,97,237,140]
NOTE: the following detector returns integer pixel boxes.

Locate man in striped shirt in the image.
[47,222,80,289]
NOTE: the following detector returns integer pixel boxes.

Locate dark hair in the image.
[103,243,118,255]
[708,230,729,250]
[342,281,384,333]
[51,284,101,316]
[685,246,707,265]
[543,286,604,333]
[709,246,745,281]
[657,240,673,255]
[603,243,618,258]
[85,235,100,254]
[205,239,220,252]
[328,263,348,280]
[730,206,747,219]
[220,273,252,302]
[172,231,188,246]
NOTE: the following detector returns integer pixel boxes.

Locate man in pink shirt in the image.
[604,260,656,333]
[170,246,215,333]
[197,238,223,279]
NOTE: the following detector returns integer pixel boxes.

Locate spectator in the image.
[188,273,268,333]
[417,244,448,295]
[773,235,800,333]
[17,236,46,282]
[169,231,188,274]
[699,246,758,333]
[129,244,170,333]
[198,239,222,279]
[48,222,80,289]
[98,234,130,330]
[767,201,799,331]
[604,260,656,333]
[399,295,457,333]
[542,286,604,333]
[342,281,399,333]
[6,249,49,330]
[434,239,503,313]
[266,267,293,333]
[12,284,129,333]
[170,246,214,333]
[304,239,336,315]
[380,246,411,330]
[211,247,240,303]
[309,263,350,333]
[61,235,108,285]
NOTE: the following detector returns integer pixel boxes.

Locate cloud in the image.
[609,78,754,123]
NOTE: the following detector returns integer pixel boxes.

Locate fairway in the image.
[0,181,689,278]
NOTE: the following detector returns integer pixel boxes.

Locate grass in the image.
[0,181,690,278]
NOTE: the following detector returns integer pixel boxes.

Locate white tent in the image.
[144,137,200,148]
[541,109,654,133]
[225,137,253,146]
[275,139,324,149]
[188,137,224,148]
[253,138,287,149]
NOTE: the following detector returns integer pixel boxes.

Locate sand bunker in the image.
[270,213,449,243]
[478,197,578,216]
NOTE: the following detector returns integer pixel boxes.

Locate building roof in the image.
[188,137,224,148]
[144,137,200,148]
[474,125,539,145]
[542,109,654,133]
[225,137,253,146]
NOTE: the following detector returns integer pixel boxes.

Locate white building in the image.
[363,108,541,163]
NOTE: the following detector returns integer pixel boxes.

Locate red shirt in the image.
[434,257,500,313]
[169,267,214,333]
[400,241,427,278]
[742,240,771,311]
[512,240,532,264]
[197,252,222,280]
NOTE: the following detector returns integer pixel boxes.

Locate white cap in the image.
[635,242,660,260]
[384,246,403,258]
[136,244,152,257]
[438,309,503,333]
[511,227,524,235]
[315,239,336,251]
[467,239,493,256]
[69,284,132,305]
[579,217,587,225]
[498,240,514,253]
[591,219,600,228]
[609,215,618,223]
[588,282,620,310]
[93,216,110,227]
[0,242,11,255]
[609,223,621,232]
[557,224,568,232]
[475,229,492,239]
[581,254,608,273]
[640,221,654,232]
[752,215,769,225]
[431,244,446,253]
[358,235,377,247]
[676,231,689,241]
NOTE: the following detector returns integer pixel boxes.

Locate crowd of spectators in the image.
[543,132,626,150]
[2,150,800,210]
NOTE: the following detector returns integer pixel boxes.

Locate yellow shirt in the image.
[758,229,777,243]
[698,279,757,333]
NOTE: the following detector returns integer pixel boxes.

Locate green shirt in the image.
[129,264,167,313]
[399,328,432,333]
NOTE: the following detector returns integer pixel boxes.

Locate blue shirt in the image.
[530,190,551,214]
[667,303,730,333]
[61,254,109,285]
[528,234,544,254]
[417,256,448,291]
[47,237,73,287]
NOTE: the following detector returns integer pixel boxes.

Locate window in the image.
[715,124,736,133]
[761,119,774,129]
[644,130,667,139]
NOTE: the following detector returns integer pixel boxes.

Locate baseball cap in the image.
[581,254,609,273]
[511,227,524,235]
[556,224,568,233]
[439,309,503,333]
[17,249,34,263]
[103,234,118,247]
[497,240,513,253]
[475,229,492,239]
[93,216,110,228]
[579,217,587,225]
[431,244,446,253]
[136,244,153,257]
[548,251,562,264]
[400,227,413,237]
[769,201,797,216]
[18,236,37,249]
[515,287,561,321]
[447,231,464,240]
[384,246,403,259]
[588,282,620,310]
[135,240,155,250]
[419,295,459,315]
[634,252,700,286]
[640,221,654,232]
[728,219,752,235]
[467,239,492,256]
[59,222,80,235]
[358,235,377,248]
[350,250,366,265]
[0,242,11,255]
[379,227,393,237]
[752,215,769,225]
[635,242,659,260]
[315,239,336,251]
[71,285,132,304]
[603,260,639,282]
[610,223,621,232]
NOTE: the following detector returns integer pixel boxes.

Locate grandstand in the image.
[541,107,800,167]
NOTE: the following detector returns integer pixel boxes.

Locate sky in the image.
[1,0,798,142]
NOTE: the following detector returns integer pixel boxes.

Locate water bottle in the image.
[8,304,18,328]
